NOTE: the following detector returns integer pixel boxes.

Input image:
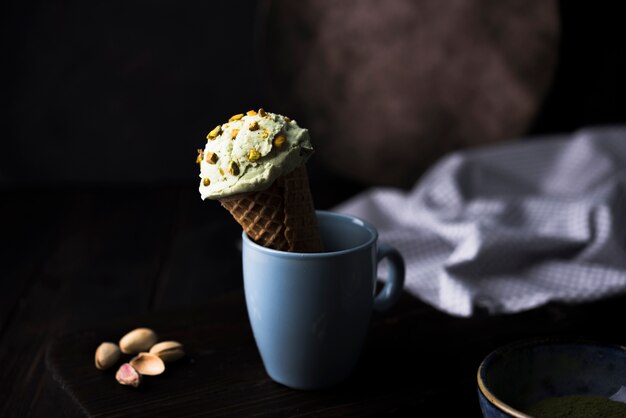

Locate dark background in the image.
[1,1,626,416]
[2,0,625,189]
[531,1,626,134]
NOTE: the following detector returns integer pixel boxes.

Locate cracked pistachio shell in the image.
[129,352,165,376]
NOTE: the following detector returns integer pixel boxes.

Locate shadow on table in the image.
[46,289,625,417]
[326,290,626,416]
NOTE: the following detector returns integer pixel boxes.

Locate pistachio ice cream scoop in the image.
[198,109,313,200]
[197,108,322,253]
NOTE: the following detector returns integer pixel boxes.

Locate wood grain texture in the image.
[0,190,67,334]
[1,188,625,417]
[151,189,244,311]
[0,189,179,416]
[47,292,626,417]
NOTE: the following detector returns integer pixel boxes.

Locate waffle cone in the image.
[219,165,323,252]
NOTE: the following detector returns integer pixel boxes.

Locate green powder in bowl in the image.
[526,394,626,418]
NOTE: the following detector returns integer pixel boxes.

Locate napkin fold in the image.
[336,127,626,316]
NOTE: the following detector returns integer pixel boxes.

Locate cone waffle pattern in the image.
[220,166,322,252]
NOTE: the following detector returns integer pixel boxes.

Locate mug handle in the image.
[373,243,405,312]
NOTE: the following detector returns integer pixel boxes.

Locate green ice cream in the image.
[198,109,313,200]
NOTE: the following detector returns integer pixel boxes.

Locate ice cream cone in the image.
[199,110,321,252]
[219,165,322,252]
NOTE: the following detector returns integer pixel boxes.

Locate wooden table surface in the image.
[1,186,625,417]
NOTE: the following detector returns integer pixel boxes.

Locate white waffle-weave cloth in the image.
[335,126,626,316]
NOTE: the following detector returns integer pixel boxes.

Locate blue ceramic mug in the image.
[242,210,405,390]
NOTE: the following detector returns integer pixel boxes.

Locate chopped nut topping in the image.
[261,129,269,139]
[228,162,240,176]
[229,113,244,122]
[207,125,221,140]
[249,121,259,131]
[248,149,261,162]
[258,108,266,117]
[246,110,257,116]
[196,149,204,164]
[284,116,291,122]
[205,152,219,164]
[202,178,210,186]
[219,167,224,176]
[230,128,240,140]
[273,134,286,149]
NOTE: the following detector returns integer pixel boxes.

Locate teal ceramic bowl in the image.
[477,338,626,417]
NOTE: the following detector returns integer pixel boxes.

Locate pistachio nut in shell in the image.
[149,341,185,363]
[119,327,158,354]
[129,352,165,376]
[95,342,121,370]
[116,363,142,387]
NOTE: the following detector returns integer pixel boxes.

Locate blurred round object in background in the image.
[261,0,559,187]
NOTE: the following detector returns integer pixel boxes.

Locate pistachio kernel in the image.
[246,110,257,116]
[196,149,204,164]
[273,134,287,149]
[228,162,240,176]
[116,363,142,387]
[230,128,240,140]
[261,129,269,139]
[248,149,261,162]
[207,125,221,140]
[205,152,218,164]
[249,121,259,131]
[202,178,210,186]
[229,113,244,122]
[218,167,225,176]
[258,108,266,117]
[284,116,291,122]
